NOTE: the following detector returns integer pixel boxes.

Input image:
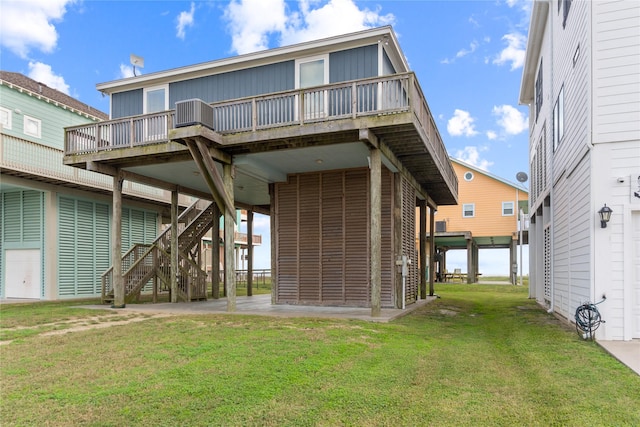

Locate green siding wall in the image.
[0,190,44,298]
[0,85,101,150]
[58,196,158,298]
[58,197,111,297]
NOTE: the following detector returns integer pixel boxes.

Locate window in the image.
[563,0,572,28]
[0,107,11,130]
[23,115,41,138]
[143,85,168,113]
[553,86,564,151]
[502,201,515,216]
[464,171,474,181]
[534,59,543,121]
[463,203,475,218]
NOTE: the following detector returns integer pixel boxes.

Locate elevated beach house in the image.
[63,26,458,315]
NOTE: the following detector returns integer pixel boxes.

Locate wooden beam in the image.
[429,206,435,296]
[194,138,235,217]
[393,173,403,308]
[369,146,382,317]
[359,128,436,207]
[185,139,231,219]
[171,190,179,303]
[419,198,427,299]
[224,163,236,312]
[269,183,277,305]
[112,172,125,308]
[212,203,221,299]
[247,209,253,297]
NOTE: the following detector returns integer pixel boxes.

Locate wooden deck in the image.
[63,72,457,206]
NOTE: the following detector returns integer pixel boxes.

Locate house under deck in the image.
[64,73,458,315]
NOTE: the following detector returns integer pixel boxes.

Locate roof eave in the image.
[97,26,405,95]
[519,0,549,105]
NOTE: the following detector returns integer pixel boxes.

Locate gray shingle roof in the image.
[0,71,108,121]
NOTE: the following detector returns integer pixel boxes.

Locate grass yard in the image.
[1,284,638,426]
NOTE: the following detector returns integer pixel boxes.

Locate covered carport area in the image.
[430,231,528,284]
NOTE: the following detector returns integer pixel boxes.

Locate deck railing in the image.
[64,72,455,194]
[1,133,168,201]
[67,73,415,153]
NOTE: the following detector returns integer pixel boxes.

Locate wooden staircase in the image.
[102,199,215,304]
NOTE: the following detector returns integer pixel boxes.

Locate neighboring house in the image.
[519,0,640,340]
[430,159,528,283]
[0,71,167,300]
[63,26,458,314]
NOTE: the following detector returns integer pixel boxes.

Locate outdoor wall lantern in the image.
[598,204,613,228]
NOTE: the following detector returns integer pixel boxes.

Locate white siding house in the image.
[519,0,640,341]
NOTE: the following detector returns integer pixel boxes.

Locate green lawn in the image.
[1,284,638,426]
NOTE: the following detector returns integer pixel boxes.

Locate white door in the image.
[296,56,328,120]
[4,249,41,299]
[632,212,640,338]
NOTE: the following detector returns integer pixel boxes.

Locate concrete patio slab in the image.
[598,340,640,376]
[77,293,438,323]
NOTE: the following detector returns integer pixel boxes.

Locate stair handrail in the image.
[101,198,215,303]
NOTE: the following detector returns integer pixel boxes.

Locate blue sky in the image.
[0,0,531,276]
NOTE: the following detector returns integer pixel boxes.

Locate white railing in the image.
[63,72,456,196]
[1,133,168,200]
[65,74,412,154]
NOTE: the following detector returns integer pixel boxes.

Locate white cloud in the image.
[223,0,395,55]
[119,64,136,79]
[224,0,287,54]
[493,32,526,70]
[0,0,76,58]
[486,130,498,140]
[176,2,196,40]
[447,109,479,137]
[456,40,478,59]
[492,104,528,135]
[27,61,70,94]
[455,146,493,171]
[280,0,395,47]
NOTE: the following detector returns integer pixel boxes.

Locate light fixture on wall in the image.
[598,204,613,228]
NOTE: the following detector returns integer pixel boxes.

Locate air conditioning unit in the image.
[175,98,214,130]
[435,221,447,232]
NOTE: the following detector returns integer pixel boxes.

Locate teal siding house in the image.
[0,71,164,300]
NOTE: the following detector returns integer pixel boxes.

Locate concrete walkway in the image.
[78,293,438,323]
[597,340,640,376]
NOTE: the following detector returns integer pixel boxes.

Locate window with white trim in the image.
[0,107,12,130]
[502,201,515,216]
[23,115,41,138]
[462,203,475,218]
[553,86,564,151]
[143,85,168,114]
[534,59,543,122]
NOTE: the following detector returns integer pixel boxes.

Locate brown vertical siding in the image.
[402,177,418,303]
[344,169,370,304]
[274,167,395,307]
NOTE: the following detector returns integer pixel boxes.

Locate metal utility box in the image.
[175,99,215,130]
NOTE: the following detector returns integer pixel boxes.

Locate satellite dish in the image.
[516,172,528,183]
[130,54,144,76]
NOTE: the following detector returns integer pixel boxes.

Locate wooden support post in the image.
[429,206,436,296]
[171,190,179,303]
[212,203,221,299]
[112,173,125,308]
[466,238,474,284]
[269,183,277,305]
[419,199,427,299]
[247,209,254,297]
[224,164,236,312]
[393,174,403,308]
[510,237,517,285]
[370,147,382,316]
